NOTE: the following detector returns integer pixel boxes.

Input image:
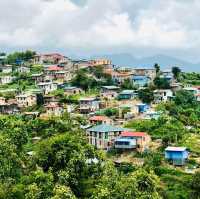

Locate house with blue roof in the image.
[165,146,189,166]
[118,90,138,100]
[87,124,127,149]
[132,75,150,87]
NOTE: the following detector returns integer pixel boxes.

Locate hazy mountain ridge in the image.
[91,54,200,72]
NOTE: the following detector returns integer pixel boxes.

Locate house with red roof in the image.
[44,66,66,82]
[115,131,151,152]
[89,115,113,125]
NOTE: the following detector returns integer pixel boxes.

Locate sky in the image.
[1,0,200,62]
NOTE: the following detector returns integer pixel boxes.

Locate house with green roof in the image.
[87,124,128,149]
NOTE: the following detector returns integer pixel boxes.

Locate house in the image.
[45,103,64,116]
[101,86,120,99]
[144,111,161,120]
[132,75,150,87]
[89,115,113,125]
[16,66,30,73]
[136,103,149,113]
[34,53,68,64]
[0,98,19,114]
[183,87,198,95]
[1,65,12,73]
[16,93,37,107]
[115,131,151,152]
[119,104,138,119]
[64,86,83,95]
[31,73,44,83]
[79,97,100,114]
[44,95,60,105]
[195,94,200,102]
[132,68,156,80]
[159,69,173,82]
[44,66,66,82]
[118,90,138,100]
[45,65,63,75]
[154,89,173,103]
[170,82,183,92]
[0,75,15,85]
[165,147,189,166]
[37,82,57,94]
[73,60,91,70]
[90,59,112,66]
[87,124,126,149]
[108,71,132,85]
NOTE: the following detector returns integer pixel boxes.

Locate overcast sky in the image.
[1,0,200,62]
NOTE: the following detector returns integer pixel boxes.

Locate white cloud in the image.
[1,0,200,60]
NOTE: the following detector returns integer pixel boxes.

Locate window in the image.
[99,133,102,139]
[105,132,108,139]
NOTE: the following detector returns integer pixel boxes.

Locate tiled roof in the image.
[165,147,187,152]
[121,131,147,137]
[47,66,62,71]
[89,115,109,121]
[87,124,125,133]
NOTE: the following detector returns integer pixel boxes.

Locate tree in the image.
[154,77,170,89]
[154,63,160,74]
[174,90,197,108]
[138,88,154,103]
[51,185,77,199]
[172,67,181,79]
[190,172,200,199]
[71,70,97,91]
[0,135,22,181]
[121,79,135,89]
[5,50,36,64]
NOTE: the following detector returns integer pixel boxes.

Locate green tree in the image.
[154,63,160,74]
[172,67,181,79]
[121,78,135,89]
[138,88,154,103]
[190,172,200,199]
[154,77,170,89]
[51,185,77,199]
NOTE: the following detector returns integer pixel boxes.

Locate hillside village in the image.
[1,50,200,198]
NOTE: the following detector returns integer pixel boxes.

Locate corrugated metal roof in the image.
[87,124,126,132]
[165,147,187,152]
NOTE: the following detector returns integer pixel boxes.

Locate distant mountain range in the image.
[90,54,200,72]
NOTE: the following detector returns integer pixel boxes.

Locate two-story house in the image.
[16,93,37,107]
[79,97,100,114]
[154,89,173,103]
[101,86,120,99]
[37,82,57,94]
[87,124,127,149]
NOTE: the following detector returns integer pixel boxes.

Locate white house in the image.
[79,97,100,114]
[154,89,173,103]
[0,75,15,85]
[1,65,12,74]
[37,82,57,94]
[16,66,30,73]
